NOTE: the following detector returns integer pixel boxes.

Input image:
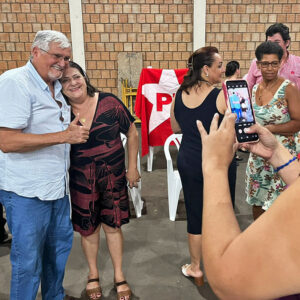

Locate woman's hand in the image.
[126,168,141,189]
[242,123,279,159]
[243,123,299,185]
[264,124,275,133]
[197,112,237,174]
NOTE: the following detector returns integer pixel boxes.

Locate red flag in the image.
[135,68,188,156]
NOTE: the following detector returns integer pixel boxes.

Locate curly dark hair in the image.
[179,46,219,94]
[265,23,290,44]
[225,60,240,77]
[255,41,284,61]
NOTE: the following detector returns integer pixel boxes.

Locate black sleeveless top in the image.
[174,87,223,168]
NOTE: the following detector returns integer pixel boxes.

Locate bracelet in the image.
[274,156,297,173]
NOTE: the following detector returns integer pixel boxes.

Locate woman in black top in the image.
[61,61,139,300]
[170,46,236,286]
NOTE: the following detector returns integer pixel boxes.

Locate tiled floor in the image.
[0,146,251,300]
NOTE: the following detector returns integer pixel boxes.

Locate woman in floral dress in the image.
[246,41,300,220]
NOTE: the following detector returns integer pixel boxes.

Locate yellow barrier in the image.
[121,79,140,123]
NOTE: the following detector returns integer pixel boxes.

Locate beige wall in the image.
[0,1,71,71]
[82,0,193,94]
[206,0,300,78]
[0,0,299,95]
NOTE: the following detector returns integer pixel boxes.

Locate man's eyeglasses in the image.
[258,61,280,69]
[40,48,70,62]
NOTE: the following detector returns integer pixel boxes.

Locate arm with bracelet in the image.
[243,125,299,185]
[197,112,300,300]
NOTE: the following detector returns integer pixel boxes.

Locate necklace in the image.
[257,78,280,105]
[72,96,94,124]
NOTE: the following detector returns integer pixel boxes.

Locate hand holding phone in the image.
[222,79,259,143]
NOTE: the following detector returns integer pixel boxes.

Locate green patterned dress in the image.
[245,79,299,210]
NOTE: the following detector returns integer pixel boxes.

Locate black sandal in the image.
[114,280,132,300]
[86,278,102,300]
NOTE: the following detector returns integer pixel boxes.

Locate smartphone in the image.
[222,79,259,143]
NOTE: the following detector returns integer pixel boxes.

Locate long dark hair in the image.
[66,61,99,97]
[179,46,219,94]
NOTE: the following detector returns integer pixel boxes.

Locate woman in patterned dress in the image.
[61,61,140,300]
[245,41,300,220]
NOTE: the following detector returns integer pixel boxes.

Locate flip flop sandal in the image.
[114,280,132,300]
[181,264,204,286]
[86,278,102,300]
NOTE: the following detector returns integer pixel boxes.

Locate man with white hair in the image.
[0,30,89,300]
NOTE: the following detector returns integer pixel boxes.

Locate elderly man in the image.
[0,30,89,300]
[247,23,300,92]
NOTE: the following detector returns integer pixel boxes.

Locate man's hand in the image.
[63,114,89,144]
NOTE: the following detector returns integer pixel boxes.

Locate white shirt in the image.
[0,61,71,200]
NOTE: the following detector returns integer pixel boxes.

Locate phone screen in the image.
[224,80,258,143]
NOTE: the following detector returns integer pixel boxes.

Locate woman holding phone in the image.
[170,46,236,286]
[245,41,300,220]
[197,111,300,300]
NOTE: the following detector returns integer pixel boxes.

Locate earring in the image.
[206,73,209,77]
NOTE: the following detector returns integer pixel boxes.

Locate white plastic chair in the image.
[120,133,143,218]
[147,146,154,172]
[163,133,183,221]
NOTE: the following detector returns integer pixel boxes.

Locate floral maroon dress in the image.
[69,92,135,236]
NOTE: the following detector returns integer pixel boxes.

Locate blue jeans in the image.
[233,108,242,120]
[0,190,73,300]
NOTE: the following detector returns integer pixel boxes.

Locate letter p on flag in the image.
[156,93,172,111]
[135,68,188,156]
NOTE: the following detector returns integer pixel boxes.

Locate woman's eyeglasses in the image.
[258,61,280,69]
